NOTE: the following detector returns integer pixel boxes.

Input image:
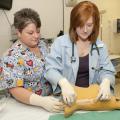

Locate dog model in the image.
[64,84,120,117]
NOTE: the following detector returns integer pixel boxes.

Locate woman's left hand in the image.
[97,79,111,101]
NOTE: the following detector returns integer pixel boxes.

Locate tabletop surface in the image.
[0,97,54,120]
[1,97,120,120]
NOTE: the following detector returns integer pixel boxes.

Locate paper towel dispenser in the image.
[113,19,120,33]
[117,19,120,33]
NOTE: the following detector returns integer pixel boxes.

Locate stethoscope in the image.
[71,42,115,73]
[71,42,100,63]
[91,66,115,73]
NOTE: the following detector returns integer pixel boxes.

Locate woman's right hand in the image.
[30,93,64,113]
[59,78,76,106]
[42,96,64,112]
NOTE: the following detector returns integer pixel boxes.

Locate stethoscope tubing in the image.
[71,42,99,63]
[71,42,115,73]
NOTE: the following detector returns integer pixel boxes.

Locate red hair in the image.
[69,1,100,43]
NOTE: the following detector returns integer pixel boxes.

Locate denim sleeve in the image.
[98,44,116,89]
[45,39,64,93]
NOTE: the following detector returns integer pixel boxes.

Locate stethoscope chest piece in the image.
[71,56,76,63]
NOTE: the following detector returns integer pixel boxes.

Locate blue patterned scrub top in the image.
[0,40,52,96]
[0,58,4,89]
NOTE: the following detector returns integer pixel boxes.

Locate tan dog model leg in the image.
[64,84,120,117]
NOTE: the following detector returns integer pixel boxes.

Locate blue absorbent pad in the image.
[49,111,120,120]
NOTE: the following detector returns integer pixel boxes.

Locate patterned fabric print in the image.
[0,58,4,90]
[2,40,52,96]
[0,58,3,78]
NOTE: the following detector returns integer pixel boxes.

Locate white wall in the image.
[0,0,120,56]
[0,0,63,56]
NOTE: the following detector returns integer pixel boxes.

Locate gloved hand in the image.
[97,79,111,101]
[29,94,64,112]
[59,78,76,105]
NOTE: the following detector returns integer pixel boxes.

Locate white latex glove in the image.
[29,94,64,112]
[59,78,76,105]
[97,79,111,101]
